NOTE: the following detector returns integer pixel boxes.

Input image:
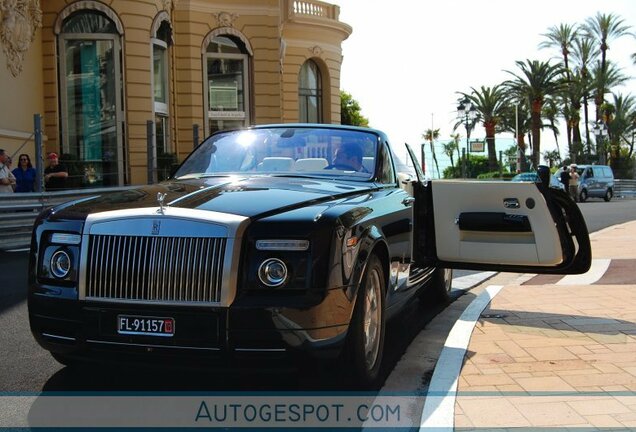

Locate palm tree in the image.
[423,128,441,178]
[542,97,562,159]
[498,101,532,172]
[459,85,507,171]
[504,60,566,168]
[583,13,632,121]
[539,23,579,83]
[571,37,597,150]
[605,93,636,167]
[590,60,629,161]
[442,134,460,169]
[539,23,578,157]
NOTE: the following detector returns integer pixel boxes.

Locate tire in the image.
[579,189,588,202]
[344,254,386,388]
[431,267,453,302]
[419,267,453,305]
[604,189,613,202]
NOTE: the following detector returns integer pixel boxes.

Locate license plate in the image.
[117,315,175,337]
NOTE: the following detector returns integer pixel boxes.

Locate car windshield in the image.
[174,127,379,181]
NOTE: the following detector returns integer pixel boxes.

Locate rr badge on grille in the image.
[151,220,161,235]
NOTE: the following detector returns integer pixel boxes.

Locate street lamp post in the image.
[457,98,477,178]
[592,120,608,164]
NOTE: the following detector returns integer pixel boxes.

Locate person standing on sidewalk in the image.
[0,149,17,193]
[44,152,68,191]
[12,154,37,193]
[569,164,580,202]
[559,164,570,192]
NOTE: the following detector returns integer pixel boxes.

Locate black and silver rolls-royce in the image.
[28,124,590,387]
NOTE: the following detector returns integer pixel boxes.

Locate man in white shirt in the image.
[0,149,16,193]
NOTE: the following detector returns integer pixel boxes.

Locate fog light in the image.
[258,258,288,287]
[50,250,71,279]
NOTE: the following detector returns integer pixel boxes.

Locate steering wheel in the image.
[325,163,358,171]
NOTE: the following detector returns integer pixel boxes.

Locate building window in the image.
[204,36,250,134]
[152,19,172,181]
[299,60,322,123]
[58,9,124,187]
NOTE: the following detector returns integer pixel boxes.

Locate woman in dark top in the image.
[12,154,37,192]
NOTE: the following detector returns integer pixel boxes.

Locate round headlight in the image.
[50,250,71,279]
[258,258,288,287]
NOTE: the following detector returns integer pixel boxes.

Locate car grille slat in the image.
[86,235,226,304]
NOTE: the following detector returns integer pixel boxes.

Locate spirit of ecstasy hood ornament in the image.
[157,192,167,214]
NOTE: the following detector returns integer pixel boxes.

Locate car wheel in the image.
[420,267,453,303]
[604,189,613,202]
[579,189,588,202]
[344,254,386,388]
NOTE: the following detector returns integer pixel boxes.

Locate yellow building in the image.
[0,0,351,188]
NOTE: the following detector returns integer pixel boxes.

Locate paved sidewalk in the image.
[453,221,636,429]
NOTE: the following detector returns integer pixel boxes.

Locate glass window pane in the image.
[153,44,167,104]
[298,60,322,123]
[64,39,118,187]
[207,58,244,111]
[62,11,118,34]
[209,119,245,134]
[207,36,242,54]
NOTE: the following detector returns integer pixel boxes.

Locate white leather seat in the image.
[294,158,328,171]
[257,157,294,171]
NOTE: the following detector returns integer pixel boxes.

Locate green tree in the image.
[571,36,598,151]
[590,61,629,161]
[542,149,561,167]
[459,85,507,172]
[498,101,532,172]
[442,134,460,170]
[504,60,566,168]
[539,23,579,159]
[583,13,632,121]
[422,128,441,178]
[340,91,369,127]
[604,93,636,176]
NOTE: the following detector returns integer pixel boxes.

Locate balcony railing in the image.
[286,0,340,20]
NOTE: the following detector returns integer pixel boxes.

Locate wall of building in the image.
[30,0,351,186]
[0,28,44,165]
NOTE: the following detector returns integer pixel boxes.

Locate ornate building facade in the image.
[0,0,351,187]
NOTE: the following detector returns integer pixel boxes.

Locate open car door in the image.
[405,144,591,275]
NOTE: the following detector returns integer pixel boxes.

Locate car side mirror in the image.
[537,165,551,189]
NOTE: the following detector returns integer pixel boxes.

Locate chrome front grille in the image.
[85,235,227,304]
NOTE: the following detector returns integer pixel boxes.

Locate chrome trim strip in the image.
[86,339,220,351]
[234,348,287,352]
[42,333,76,341]
[83,297,220,307]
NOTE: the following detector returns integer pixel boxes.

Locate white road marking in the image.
[451,271,496,291]
[420,285,503,430]
[6,248,29,253]
[556,258,611,285]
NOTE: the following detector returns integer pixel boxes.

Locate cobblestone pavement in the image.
[454,221,636,429]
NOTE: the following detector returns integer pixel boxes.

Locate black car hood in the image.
[50,176,375,220]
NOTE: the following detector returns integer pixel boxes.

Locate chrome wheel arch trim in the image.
[78,207,250,307]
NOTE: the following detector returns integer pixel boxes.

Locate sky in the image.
[330,0,636,174]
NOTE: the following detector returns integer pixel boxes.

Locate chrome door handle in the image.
[402,197,415,206]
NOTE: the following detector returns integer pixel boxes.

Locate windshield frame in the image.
[173,125,382,182]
